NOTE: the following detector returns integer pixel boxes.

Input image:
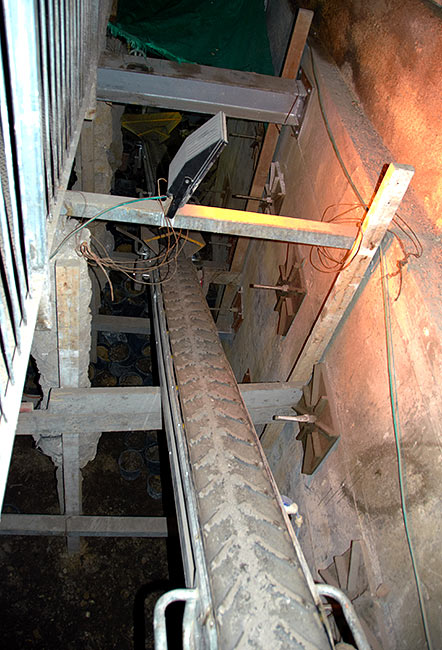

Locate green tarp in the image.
[108,0,274,75]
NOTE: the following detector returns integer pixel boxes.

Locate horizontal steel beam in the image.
[63,191,357,249]
[97,53,306,125]
[16,382,302,435]
[0,514,168,537]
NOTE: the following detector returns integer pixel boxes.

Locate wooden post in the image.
[63,433,82,553]
[54,254,92,553]
[291,163,414,384]
[216,9,314,330]
[261,163,414,450]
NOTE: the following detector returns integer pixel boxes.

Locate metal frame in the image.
[0,0,107,503]
[151,279,217,648]
[98,54,307,125]
[316,584,370,650]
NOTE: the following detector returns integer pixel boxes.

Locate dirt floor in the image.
[0,433,184,650]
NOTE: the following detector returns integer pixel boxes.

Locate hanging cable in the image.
[307,43,422,282]
[380,243,433,650]
[50,195,167,259]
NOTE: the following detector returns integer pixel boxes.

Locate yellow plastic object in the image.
[121,111,182,142]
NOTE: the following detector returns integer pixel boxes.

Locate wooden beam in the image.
[240,382,302,424]
[282,9,315,79]
[217,9,313,329]
[261,163,414,451]
[15,383,302,434]
[290,163,414,385]
[16,387,162,435]
[63,433,82,552]
[92,314,151,335]
[0,514,168,538]
[63,191,357,249]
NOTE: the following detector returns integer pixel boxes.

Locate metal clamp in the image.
[154,588,199,650]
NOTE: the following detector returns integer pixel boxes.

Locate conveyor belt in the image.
[155,257,332,649]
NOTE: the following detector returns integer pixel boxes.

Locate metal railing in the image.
[0,0,106,498]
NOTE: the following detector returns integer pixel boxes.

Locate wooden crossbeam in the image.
[216,9,313,330]
[16,382,302,435]
[63,191,357,250]
[92,314,151,335]
[0,514,168,538]
[290,163,414,385]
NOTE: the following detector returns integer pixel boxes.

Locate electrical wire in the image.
[307,43,422,283]
[380,243,433,650]
[76,196,204,292]
[50,195,167,259]
[309,45,367,209]
[309,203,365,273]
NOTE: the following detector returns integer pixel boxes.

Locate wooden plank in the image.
[16,383,302,434]
[0,515,64,536]
[282,9,314,79]
[67,516,168,538]
[241,382,302,424]
[290,163,414,385]
[63,433,82,552]
[64,191,357,249]
[16,386,162,435]
[217,10,313,329]
[0,515,168,538]
[261,163,414,451]
[92,314,151,335]
[16,411,161,435]
[55,261,82,387]
[48,386,160,415]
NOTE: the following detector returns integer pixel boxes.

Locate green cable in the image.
[309,40,431,646]
[309,46,368,211]
[50,195,167,259]
[380,242,432,649]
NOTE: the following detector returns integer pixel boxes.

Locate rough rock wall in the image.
[300,0,442,224]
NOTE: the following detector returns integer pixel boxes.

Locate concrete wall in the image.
[223,7,441,646]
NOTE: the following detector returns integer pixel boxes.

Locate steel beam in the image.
[63,191,357,250]
[97,53,306,125]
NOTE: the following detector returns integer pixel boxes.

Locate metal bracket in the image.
[292,364,339,475]
[291,69,313,139]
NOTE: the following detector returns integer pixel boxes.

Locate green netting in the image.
[108,0,274,75]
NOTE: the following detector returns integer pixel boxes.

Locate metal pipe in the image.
[153,588,198,650]
[251,283,290,292]
[274,414,316,423]
[316,584,370,650]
